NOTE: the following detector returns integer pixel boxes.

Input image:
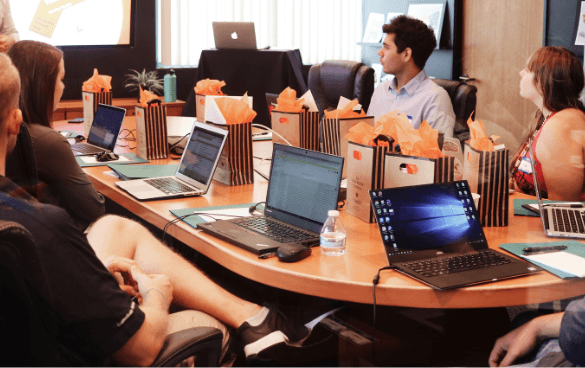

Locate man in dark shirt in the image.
[0,54,312,365]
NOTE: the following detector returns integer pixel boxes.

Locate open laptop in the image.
[370,181,541,290]
[212,22,257,49]
[71,104,126,156]
[526,139,585,238]
[115,122,228,200]
[198,143,344,255]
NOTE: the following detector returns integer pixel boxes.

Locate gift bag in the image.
[271,111,319,151]
[135,100,170,160]
[463,143,509,227]
[383,153,455,188]
[82,91,112,136]
[346,140,391,223]
[195,94,206,122]
[320,116,375,177]
[212,122,254,185]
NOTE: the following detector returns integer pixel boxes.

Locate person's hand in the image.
[0,35,16,53]
[104,255,141,300]
[130,266,173,310]
[489,322,541,367]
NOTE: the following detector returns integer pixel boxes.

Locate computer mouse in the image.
[96,152,120,162]
[276,244,311,263]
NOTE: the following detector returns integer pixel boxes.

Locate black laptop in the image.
[198,143,344,255]
[71,104,126,156]
[370,181,541,290]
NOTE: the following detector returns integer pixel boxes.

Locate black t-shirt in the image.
[0,176,145,365]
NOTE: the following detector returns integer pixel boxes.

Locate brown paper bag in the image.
[212,122,254,185]
[346,139,391,223]
[463,143,509,227]
[384,153,455,188]
[271,111,319,151]
[135,100,170,160]
[82,90,112,136]
[320,116,375,177]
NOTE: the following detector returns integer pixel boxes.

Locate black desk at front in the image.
[182,48,308,127]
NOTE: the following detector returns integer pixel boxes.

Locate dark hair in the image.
[511,46,585,172]
[383,15,437,69]
[7,41,63,128]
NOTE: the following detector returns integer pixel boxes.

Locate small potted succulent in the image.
[124,69,164,101]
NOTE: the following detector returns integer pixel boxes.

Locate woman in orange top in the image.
[510,46,585,201]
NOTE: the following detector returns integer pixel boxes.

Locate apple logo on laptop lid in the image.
[231,32,238,40]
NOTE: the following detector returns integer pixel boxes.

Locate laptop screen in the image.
[370,181,488,260]
[265,144,344,233]
[178,125,226,184]
[87,104,126,150]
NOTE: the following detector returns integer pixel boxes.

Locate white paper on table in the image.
[103,170,120,178]
[576,2,585,45]
[195,208,254,222]
[336,96,362,112]
[299,90,319,112]
[80,155,131,164]
[522,252,585,277]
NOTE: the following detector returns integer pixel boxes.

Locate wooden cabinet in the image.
[55,98,185,121]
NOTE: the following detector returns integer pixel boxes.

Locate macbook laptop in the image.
[71,104,126,156]
[198,143,344,255]
[526,139,585,238]
[115,122,228,200]
[370,181,541,290]
[212,22,257,49]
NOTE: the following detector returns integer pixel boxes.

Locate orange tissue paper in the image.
[138,86,162,107]
[214,93,257,125]
[82,68,112,92]
[194,79,226,95]
[324,99,366,119]
[273,87,305,113]
[467,114,501,151]
[346,122,379,146]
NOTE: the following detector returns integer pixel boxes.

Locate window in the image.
[157,0,362,67]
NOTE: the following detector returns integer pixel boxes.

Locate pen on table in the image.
[522,245,568,254]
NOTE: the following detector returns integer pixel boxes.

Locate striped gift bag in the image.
[383,153,455,188]
[271,111,319,151]
[212,121,254,185]
[135,100,170,160]
[82,90,112,136]
[463,143,509,227]
[320,116,375,177]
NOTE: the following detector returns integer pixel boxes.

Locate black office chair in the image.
[433,79,478,144]
[308,60,375,118]
[0,219,224,367]
[6,123,39,197]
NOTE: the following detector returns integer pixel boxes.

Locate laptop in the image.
[525,139,585,238]
[212,22,257,49]
[115,122,228,200]
[198,143,344,255]
[370,181,541,290]
[71,104,126,156]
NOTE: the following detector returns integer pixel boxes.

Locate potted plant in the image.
[124,69,164,101]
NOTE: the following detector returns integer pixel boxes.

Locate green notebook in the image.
[108,164,178,180]
[170,203,264,230]
[76,153,149,168]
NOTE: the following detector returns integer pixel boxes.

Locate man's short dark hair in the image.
[383,15,437,70]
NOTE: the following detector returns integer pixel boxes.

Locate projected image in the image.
[9,0,132,46]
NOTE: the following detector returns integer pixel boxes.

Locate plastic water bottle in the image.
[320,210,346,256]
[164,69,177,102]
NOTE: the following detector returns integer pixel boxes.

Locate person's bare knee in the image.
[87,215,142,261]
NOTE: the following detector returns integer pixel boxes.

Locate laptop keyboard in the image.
[402,250,513,278]
[71,143,102,154]
[144,177,197,195]
[234,217,317,243]
[551,208,585,234]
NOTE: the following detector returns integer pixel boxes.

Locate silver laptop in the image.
[527,139,585,238]
[71,104,126,156]
[212,22,257,49]
[115,122,228,201]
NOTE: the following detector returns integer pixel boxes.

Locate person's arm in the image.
[489,312,564,367]
[0,0,19,52]
[536,109,585,201]
[112,266,173,367]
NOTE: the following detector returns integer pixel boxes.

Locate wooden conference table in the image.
[56,117,585,310]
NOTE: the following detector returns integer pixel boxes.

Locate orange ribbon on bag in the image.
[82,68,112,92]
[138,86,162,107]
[214,93,257,125]
[324,99,366,119]
[194,79,226,95]
[273,87,305,113]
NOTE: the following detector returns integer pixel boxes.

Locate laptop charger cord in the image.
[370,265,395,365]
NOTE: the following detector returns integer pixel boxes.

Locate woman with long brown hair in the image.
[8,40,105,229]
[510,46,585,201]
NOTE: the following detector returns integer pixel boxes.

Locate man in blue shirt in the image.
[367,15,455,137]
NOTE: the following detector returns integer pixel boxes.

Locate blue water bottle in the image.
[164,69,177,102]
